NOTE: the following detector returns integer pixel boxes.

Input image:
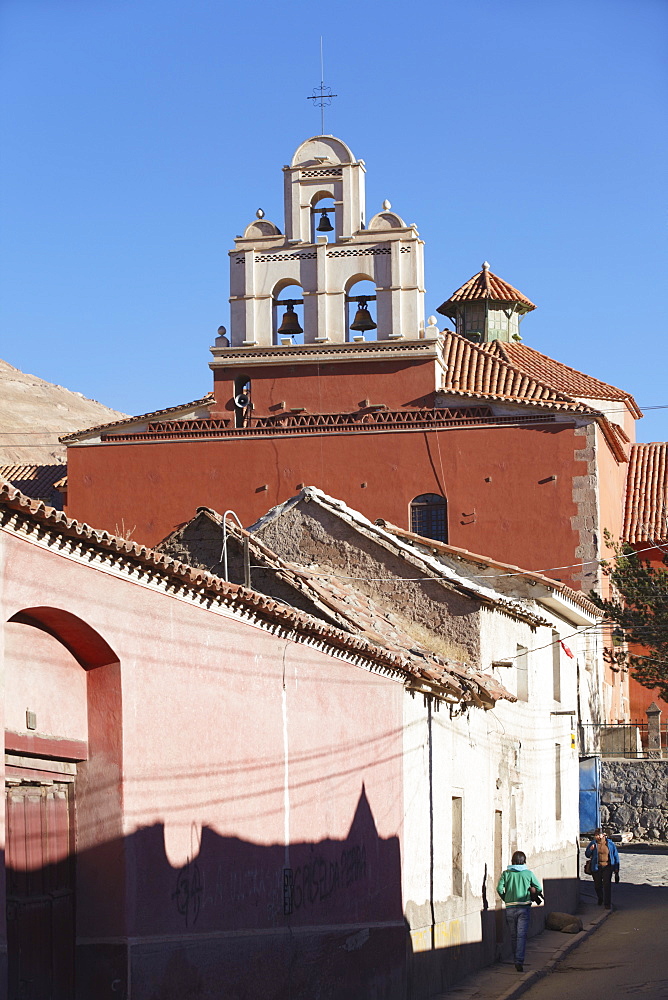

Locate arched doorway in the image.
[5,609,120,1000]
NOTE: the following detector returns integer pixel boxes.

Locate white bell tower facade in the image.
[228,136,426,347]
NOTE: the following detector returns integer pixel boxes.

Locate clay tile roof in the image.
[0,464,66,509]
[439,332,593,413]
[623,443,668,544]
[59,393,214,443]
[489,341,640,412]
[168,509,512,709]
[437,264,536,318]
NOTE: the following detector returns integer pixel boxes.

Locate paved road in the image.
[519,846,668,1000]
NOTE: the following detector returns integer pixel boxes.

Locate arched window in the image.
[410,493,448,543]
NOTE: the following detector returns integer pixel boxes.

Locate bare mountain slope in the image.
[0,359,126,465]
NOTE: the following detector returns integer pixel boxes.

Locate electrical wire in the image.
[250,540,665,583]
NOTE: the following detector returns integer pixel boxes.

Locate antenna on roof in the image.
[307,37,337,134]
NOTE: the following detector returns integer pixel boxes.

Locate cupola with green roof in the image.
[437,262,536,344]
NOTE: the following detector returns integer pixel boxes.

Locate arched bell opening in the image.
[310,193,336,243]
[410,493,448,543]
[345,277,377,343]
[273,281,305,346]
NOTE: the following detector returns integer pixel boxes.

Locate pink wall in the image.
[1,527,406,998]
[4,622,87,742]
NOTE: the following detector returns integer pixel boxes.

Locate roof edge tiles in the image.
[60,393,215,443]
[0,481,507,709]
[623,442,668,544]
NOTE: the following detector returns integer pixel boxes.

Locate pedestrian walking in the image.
[496,850,543,972]
[585,828,620,909]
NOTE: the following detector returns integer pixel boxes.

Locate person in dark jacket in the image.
[585,828,620,909]
[496,851,543,972]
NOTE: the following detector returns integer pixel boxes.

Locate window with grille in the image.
[410,493,448,542]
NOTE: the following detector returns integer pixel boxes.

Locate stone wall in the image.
[601,760,668,841]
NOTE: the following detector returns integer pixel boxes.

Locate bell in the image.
[277,302,303,336]
[316,209,334,233]
[350,300,377,333]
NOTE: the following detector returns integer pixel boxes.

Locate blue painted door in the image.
[579,756,600,834]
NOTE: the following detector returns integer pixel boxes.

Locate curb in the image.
[494,908,612,1000]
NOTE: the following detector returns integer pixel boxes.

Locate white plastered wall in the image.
[402,602,582,962]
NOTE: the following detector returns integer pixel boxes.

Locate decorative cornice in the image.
[101,408,560,443]
[210,338,442,368]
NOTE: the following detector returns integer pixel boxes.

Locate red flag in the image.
[560,641,574,659]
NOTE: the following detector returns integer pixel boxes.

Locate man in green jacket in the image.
[496,851,543,972]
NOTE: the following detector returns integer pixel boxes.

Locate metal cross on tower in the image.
[307,38,337,134]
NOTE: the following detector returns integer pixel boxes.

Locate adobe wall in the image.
[254,499,482,663]
[601,760,668,841]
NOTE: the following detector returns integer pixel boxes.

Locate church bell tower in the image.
[209,135,446,420]
[225,135,425,346]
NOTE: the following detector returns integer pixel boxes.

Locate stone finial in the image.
[382,199,391,210]
[646,702,662,715]
[424,315,440,340]
[256,208,265,218]
[482,261,490,270]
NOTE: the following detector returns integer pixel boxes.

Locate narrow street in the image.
[519,846,668,1000]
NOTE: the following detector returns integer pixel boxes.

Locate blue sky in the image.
[1,0,666,440]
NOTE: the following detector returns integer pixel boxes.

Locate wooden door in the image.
[6,780,75,1000]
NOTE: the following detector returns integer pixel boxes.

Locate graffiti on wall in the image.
[283,843,367,915]
[171,842,368,926]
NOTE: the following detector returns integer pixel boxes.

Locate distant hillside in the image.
[0,359,126,465]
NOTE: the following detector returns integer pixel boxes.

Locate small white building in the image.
[247,488,599,990]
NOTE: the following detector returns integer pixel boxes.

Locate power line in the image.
[250,541,665,584]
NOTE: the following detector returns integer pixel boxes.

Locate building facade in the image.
[2,481,587,999]
[62,133,639,719]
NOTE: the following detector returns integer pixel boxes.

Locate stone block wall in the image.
[601,760,668,841]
